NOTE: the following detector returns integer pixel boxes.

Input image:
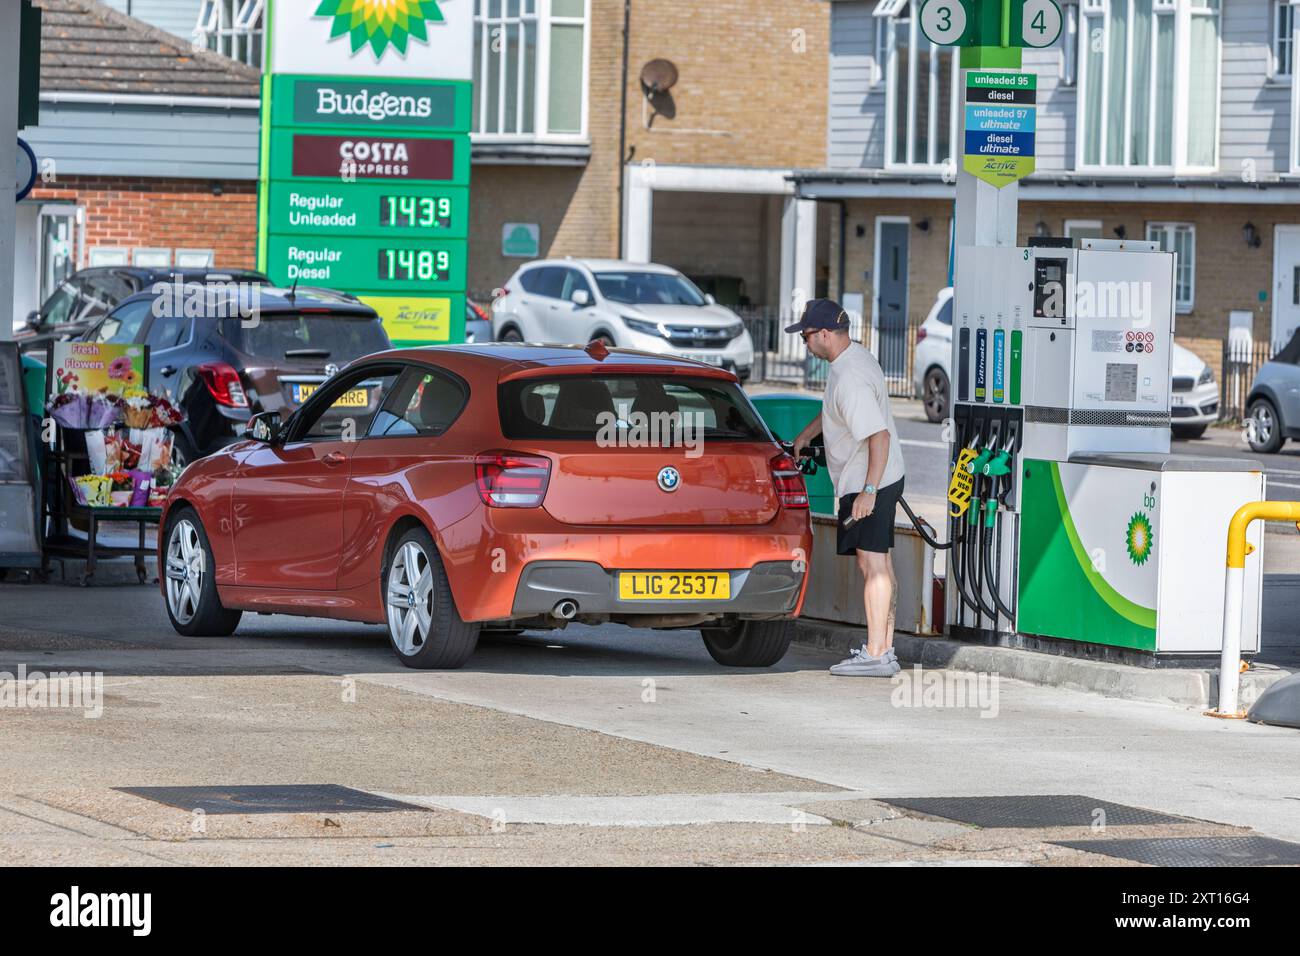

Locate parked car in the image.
[910,287,1220,437]
[491,259,755,381]
[1245,328,1300,453]
[15,266,269,353]
[159,343,811,669]
[464,298,492,343]
[78,285,391,465]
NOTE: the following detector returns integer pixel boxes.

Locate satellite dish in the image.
[639,59,678,96]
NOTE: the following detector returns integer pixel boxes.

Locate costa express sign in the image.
[289,134,455,180]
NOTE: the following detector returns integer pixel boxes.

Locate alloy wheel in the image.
[924,369,948,420]
[387,541,435,655]
[1253,404,1274,445]
[164,519,204,625]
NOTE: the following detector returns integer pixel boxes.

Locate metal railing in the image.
[739,309,919,397]
[1219,339,1275,423]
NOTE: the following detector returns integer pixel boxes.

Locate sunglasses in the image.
[800,329,819,343]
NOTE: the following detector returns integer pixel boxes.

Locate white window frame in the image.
[1146,221,1195,313]
[194,0,262,67]
[132,248,172,269]
[1271,0,1294,82]
[1064,218,1103,238]
[1075,0,1221,176]
[879,0,960,171]
[472,0,590,145]
[1060,0,1079,86]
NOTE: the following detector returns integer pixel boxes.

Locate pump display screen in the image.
[1033,257,1067,320]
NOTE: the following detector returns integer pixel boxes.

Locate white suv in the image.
[911,287,1220,437]
[491,259,755,381]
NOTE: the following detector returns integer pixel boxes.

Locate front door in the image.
[1273,225,1300,349]
[875,218,909,380]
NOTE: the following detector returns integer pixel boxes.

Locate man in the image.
[788,299,906,677]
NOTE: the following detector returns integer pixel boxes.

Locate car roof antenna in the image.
[287,278,298,303]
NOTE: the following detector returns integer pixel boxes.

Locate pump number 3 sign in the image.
[919,0,969,46]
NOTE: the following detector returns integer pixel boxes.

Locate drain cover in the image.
[115,784,424,815]
[1054,835,1300,867]
[880,795,1188,829]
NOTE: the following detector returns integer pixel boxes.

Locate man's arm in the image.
[791,412,822,461]
[850,429,890,521]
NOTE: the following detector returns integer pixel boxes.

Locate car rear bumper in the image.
[509,560,803,618]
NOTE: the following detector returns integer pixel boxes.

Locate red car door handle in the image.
[322,451,348,466]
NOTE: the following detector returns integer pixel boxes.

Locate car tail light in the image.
[475,452,551,508]
[197,362,249,408]
[915,327,927,343]
[491,287,508,301]
[770,452,808,509]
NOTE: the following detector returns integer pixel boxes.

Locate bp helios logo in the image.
[315,0,446,58]
[1125,512,1154,566]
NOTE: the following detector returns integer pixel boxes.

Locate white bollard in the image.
[1218,565,1244,716]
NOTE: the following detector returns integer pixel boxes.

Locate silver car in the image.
[1246,330,1300,453]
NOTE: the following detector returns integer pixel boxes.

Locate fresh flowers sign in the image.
[49,342,146,396]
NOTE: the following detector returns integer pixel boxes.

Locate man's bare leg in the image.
[857,550,895,658]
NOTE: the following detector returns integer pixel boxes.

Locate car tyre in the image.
[1247,398,1285,453]
[1171,423,1207,440]
[922,366,949,423]
[162,507,242,637]
[384,526,479,669]
[499,326,523,343]
[700,618,794,667]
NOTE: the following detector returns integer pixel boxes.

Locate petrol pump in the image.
[944,239,1266,658]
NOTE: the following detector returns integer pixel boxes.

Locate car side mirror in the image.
[244,411,283,444]
[704,293,716,305]
[571,288,591,307]
[24,311,39,331]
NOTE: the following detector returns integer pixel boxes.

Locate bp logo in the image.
[1125,512,1154,566]
[314,0,446,58]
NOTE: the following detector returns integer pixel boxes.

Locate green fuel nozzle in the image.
[984,498,998,528]
[982,450,1012,477]
[967,446,994,474]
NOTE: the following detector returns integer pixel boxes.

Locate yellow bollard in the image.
[1215,501,1300,717]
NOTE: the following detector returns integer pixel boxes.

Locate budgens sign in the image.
[257,0,473,345]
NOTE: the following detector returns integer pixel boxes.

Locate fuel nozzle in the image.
[982,449,1012,477]
[967,445,994,475]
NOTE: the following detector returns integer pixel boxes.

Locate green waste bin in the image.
[749,393,837,516]
[22,353,45,418]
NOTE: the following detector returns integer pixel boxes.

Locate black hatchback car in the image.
[16,266,270,353]
[77,285,392,464]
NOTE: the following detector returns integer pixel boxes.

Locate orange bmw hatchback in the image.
[160,342,813,669]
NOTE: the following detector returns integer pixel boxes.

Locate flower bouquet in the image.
[121,388,186,472]
[73,474,112,507]
[47,390,123,473]
[108,470,135,507]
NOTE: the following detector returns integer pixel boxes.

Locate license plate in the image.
[618,571,731,600]
[681,352,725,367]
[293,384,368,407]
[1171,395,1185,406]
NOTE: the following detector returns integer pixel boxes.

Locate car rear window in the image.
[499,375,771,442]
[222,312,391,361]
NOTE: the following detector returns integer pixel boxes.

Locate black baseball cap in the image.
[784,298,850,334]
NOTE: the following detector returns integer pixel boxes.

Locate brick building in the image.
[15,0,261,322]
[16,0,835,323]
[794,0,1300,373]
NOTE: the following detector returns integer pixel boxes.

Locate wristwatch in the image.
[863,483,877,495]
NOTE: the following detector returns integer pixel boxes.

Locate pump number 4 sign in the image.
[1015,0,1062,48]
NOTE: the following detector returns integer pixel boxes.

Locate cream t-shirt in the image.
[821,341,906,498]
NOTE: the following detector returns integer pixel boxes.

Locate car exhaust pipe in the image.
[552,599,579,621]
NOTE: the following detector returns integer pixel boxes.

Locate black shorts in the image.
[836,477,905,556]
